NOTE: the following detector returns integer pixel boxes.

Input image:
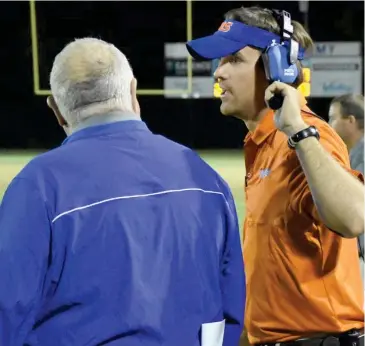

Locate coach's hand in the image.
[265,81,308,137]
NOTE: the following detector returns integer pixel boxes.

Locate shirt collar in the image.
[72,111,140,133]
[244,94,309,146]
[62,112,148,146]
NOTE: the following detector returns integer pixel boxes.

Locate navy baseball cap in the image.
[186,20,305,61]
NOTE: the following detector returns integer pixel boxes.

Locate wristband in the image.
[287,125,320,149]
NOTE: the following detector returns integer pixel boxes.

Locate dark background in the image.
[0,1,363,150]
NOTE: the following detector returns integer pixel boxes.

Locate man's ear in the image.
[130,78,141,116]
[47,95,68,127]
[348,115,357,125]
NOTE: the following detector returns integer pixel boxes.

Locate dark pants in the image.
[239,329,250,346]
[255,329,364,346]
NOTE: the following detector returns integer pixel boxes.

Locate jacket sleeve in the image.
[0,177,50,345]
[221,184,245,346]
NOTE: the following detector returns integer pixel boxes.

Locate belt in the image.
[256,329,364,346]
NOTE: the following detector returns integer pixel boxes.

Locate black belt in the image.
[256,329,364,346]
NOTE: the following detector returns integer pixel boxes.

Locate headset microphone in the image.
[268,94,284,110]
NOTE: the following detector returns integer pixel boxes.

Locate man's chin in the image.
[220,103,235,116]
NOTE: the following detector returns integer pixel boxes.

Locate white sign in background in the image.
[304,56,363,97]
[311,42,361,56]
[164,42,214,98]
[305,42,363,97]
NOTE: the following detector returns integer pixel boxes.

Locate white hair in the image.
[50,37,134,126]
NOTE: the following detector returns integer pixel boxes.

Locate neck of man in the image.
[70,110,140,135]
[244,107,270,133]
[346,130,364,151]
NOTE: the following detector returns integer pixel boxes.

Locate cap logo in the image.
[218,21,233,32]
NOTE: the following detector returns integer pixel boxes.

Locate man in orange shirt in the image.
[186,5,364,346]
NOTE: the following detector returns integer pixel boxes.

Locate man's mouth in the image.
[220,88,229,98]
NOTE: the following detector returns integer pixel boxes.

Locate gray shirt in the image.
[350,136,364,175]
[350,136,364,259]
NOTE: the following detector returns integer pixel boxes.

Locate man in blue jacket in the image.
[0,37,245,345]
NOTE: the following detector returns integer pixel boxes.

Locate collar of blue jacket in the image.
[62,111,144,146]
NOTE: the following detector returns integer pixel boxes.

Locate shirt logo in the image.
[259,168,271,178]
[218,21,233,32]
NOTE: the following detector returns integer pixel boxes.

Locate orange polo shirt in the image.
[243,97,364,344]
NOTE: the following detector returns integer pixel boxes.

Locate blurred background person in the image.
[0,37,245,346]
[329,93,365,284]
[329,94,364,175]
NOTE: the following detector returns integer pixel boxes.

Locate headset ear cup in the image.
[264,44,299,84]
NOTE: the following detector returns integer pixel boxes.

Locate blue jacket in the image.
[0,116,245,346]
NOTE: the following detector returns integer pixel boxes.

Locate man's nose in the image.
[214,65,223,82]
[214,60,228,81]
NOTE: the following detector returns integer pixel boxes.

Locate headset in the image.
[262,9,300,85]
[264,9,307,109]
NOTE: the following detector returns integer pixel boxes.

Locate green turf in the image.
[0,150,246,232]
[198,150,246,230]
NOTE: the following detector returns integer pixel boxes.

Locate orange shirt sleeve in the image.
[288,117,364,223]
